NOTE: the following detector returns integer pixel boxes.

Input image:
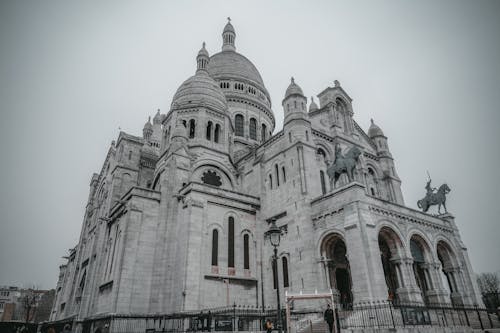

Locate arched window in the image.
[261,124,267,141]
[282,257,289,288]
[243,234,250,270]
[214,124,221,143]
[367,168,378,196]
[249,118,257,140]
[211,230,218,266]
[235,115,244,137]
[320,171,326,195]
[206,121,213,140]
[275,165,280,187]
[189,119,196,138]
[282,166,286,183]
[228,217,234,268]
[269,174,273,190]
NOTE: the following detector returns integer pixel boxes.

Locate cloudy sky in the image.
[1,0,499,289]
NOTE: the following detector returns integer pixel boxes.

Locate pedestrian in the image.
[265,318,273,333]
[324,304,334,333]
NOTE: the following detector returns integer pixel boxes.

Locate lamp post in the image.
[266,219,282,333]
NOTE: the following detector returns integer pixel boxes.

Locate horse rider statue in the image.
[425,178,436,197]
[326,144,362,189]
[417,177,451,214]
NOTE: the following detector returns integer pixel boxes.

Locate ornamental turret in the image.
[222,17,236,52]
[368,118,390,157]
[196,42,210,74]
[309,96,319,112]
[283,77,308,124]
[282,77,311,144]
[367,118,404,204]
[143,116,153,140]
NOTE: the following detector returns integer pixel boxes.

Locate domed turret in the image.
[143,116,153,140]
[284,77,304,100]
[368,119,385,138]
[153,109,162,124]
[222,17,236,52]
[309,96,319,112]
[282,77,308,124]
[196,42,209,74]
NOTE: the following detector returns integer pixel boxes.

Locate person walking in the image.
[265,318,273,333]
[324,304,334,333]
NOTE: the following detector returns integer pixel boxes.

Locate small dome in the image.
[198,42,209,58]
[153,110,162,124]
[143,117,153,130]
[171,73,228,111]
[368,119,385,137]
[284,77,304,100]
[309,96,319,112]
[223,19,235,34]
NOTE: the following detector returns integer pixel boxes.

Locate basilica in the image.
[49,19,483,330]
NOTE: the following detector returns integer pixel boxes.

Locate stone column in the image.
[392,257,423,303]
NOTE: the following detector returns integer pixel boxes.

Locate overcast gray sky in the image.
[1,0,499,289]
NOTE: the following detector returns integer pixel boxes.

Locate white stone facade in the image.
[49,20,483,328]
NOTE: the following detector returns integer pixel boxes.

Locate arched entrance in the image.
[410,235,434,304]
[320,233,353,307]
[378,227,405,302]
[437,240,462,305]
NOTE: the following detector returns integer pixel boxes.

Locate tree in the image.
[477,272,500,310]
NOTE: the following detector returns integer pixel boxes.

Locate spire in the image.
[222,17,236,52]
[309,96,319,112]
[196,42,210,74]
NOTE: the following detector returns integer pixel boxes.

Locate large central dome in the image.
[208,51,267,92]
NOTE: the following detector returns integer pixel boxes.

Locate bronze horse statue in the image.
[327,146,362,188]
[417,183,451,214]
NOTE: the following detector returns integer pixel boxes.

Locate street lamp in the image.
[266,219,282,333]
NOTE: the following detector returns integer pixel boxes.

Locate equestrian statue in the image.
[326,144,362,188]
[417,177,451,214]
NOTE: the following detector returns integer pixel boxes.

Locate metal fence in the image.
[39,302,500,333]
[337,301,500,331]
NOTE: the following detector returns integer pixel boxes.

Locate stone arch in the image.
[314,140,333,162]
[378,224,406,302]
[191,161,235,190]
[365,163,380,197]
[409,233,434,304]
[436,238,463,304]
[320,232,353,306]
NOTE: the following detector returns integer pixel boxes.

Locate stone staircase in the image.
[296,319,329,333]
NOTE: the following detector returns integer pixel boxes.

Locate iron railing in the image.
[337,301,500,331]
[39,301,500,333]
